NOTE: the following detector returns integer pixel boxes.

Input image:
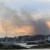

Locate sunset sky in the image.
[0,0,50,37]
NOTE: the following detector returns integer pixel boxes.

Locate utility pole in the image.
[1,20,8,43]
[5,26,7,43]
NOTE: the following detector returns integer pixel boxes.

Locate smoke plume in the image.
[0,4,50,37]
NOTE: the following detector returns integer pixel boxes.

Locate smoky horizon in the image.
[0,0,50,37]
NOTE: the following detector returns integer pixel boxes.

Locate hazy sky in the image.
[0,0,50,11]
[0,0,50,37]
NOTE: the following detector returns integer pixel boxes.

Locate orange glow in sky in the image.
[46,21,50,28]
[0,21,35,37]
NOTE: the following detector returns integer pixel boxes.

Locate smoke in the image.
[33,20,49,35]
[0,4,50,37]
